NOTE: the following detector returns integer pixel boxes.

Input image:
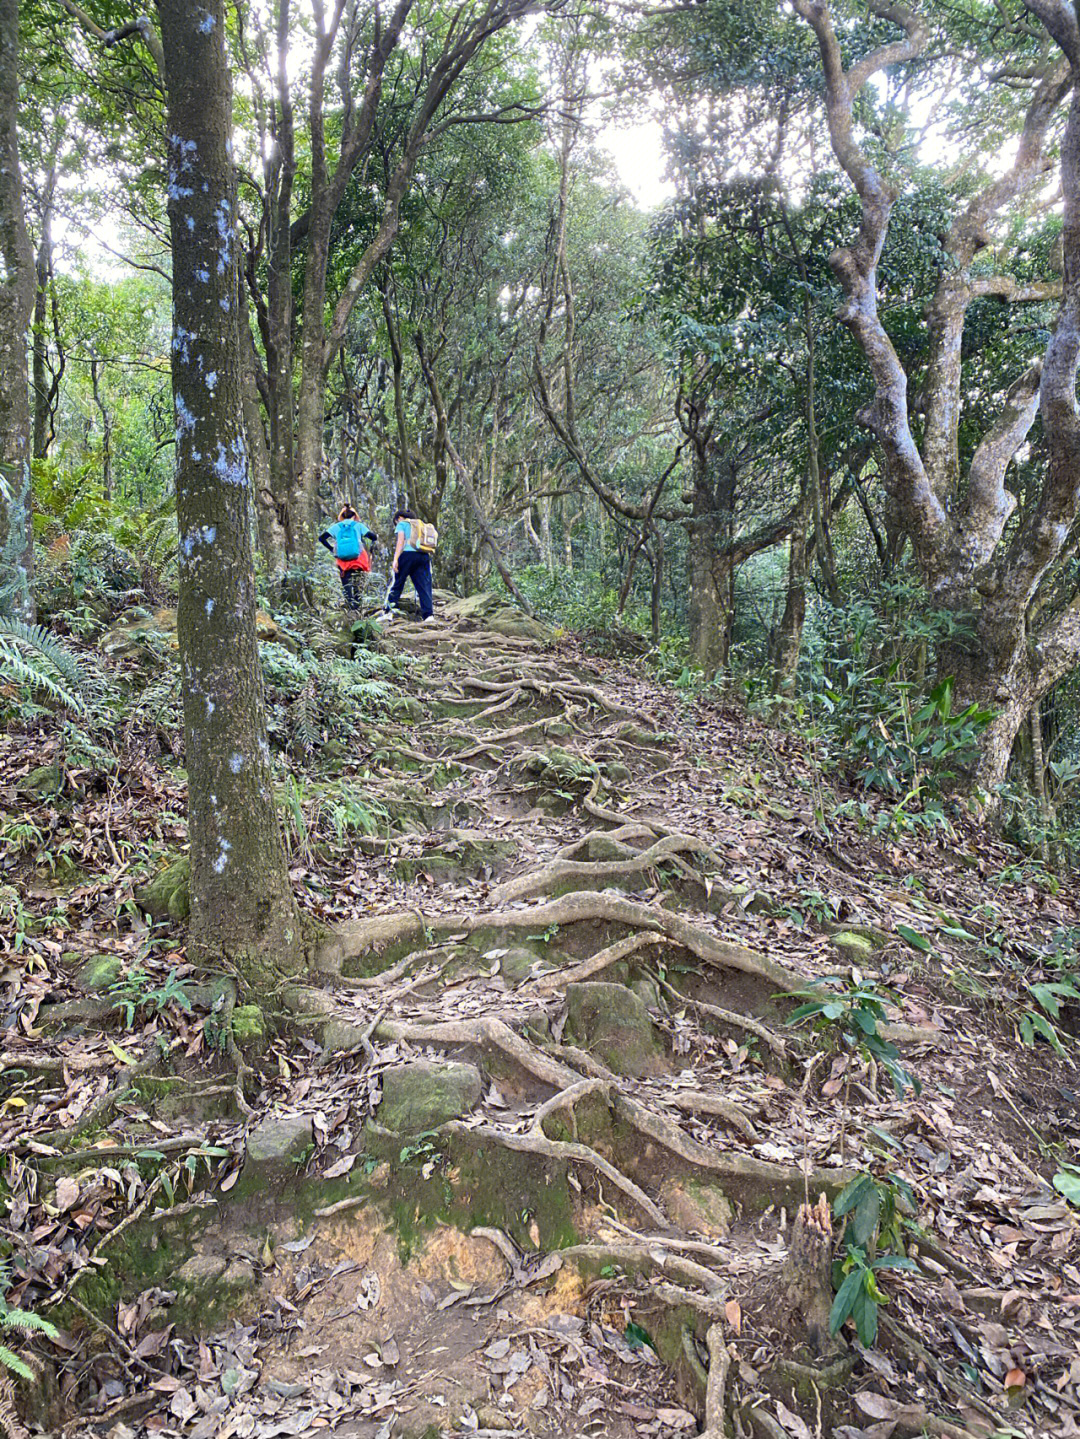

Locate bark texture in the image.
[0,0,36,619]
[157,0,303,988]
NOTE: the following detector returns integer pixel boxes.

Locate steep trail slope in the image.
[4,603,1080,1438]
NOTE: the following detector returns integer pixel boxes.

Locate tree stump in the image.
[779,1192,840,1354]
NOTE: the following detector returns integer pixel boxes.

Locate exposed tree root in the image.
[555,823,659,860]
[43,1050,162,1151]
[663,1090,762,1143]
[529,1078,611,1135]
[650,968,788,1058]
[441,1120,669,1228]
[489,834,717,905]
[611,1092,854,1205]
[556,1241,726,1295]
[701,1324,731,1438]
[526,931,664,991]
[320,891,803,991]
[375,1016,581,1090]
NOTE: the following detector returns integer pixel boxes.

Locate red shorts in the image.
[337,553,370,573]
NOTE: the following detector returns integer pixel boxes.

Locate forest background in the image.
[5,0,1080,875]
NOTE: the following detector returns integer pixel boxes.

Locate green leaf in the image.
[896,924,932,953]
[624,1321,655,1351]
[852,1187,881,1249]
[829,1265,864,1334]
[834,1173,873,1218]
[1024,1011,1064,1054]
[0,1342,35,1381]
[851,1277,879,1346]
[1053,1167,1080,1208]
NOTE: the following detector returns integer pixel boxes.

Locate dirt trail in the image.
[7,607,1080,1438]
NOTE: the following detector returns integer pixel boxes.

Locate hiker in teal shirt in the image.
[376,507,435,622]
[319,503,376,612]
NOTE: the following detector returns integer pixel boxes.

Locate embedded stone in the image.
[134,856,190,921]
[19,763,64,799]
[660,1177,733,1238]
[75,955,123,994]
[246,1114,313,1171]
[177,1254,227,1285]
[564,981,666,1077]
[377,1060,483,1134]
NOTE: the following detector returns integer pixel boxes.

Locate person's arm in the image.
[318,528,335,554]
[392,526,405,573]
[365,529,378,546]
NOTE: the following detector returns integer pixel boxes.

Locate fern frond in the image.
[0,1347,33,1385]
[0,1370,30,1439]
[0,641,85,711]
[0,617,104,714]
[0,1311,59,1341]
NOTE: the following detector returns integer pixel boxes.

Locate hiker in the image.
[376,507,437,624]
[319,504,377,612]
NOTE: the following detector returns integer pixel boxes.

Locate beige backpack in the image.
[410,519,438,554]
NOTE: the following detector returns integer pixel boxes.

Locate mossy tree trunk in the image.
[157,0,304,990]
[0,0,35,620]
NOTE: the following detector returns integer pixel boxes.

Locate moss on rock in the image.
[564,981,666,1077]
[377,1061,483,1134]
[135,856,191,921]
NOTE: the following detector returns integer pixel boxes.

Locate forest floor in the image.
[3,595,1080,1439]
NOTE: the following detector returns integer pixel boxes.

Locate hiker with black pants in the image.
[319,503,376,612]
[376,507,436,624]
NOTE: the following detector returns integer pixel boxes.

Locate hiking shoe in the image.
[374,610,395,624]
[421,615,436,624]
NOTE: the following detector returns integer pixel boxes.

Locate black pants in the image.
[385,551,433,618]
[338,565,363,611]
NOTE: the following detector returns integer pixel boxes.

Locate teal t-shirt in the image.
[328,519,369,556]
[395,518,417,553]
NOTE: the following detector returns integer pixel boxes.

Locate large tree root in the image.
[318,890,803,992]
[525,931,663,991]
[441,1120,669,1228]
[555,1241,726,1296]
[489,834,718,906]
[649,968,788,1058]
[374,1016,581,1090]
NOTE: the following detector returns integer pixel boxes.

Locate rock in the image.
[231,1005,267,1053]
[134,856,190,921]
[486,608,553,643]
[564,982,666,1077]
[75,955,123,994]
[499,947,552,985]
[443,591,500,621]
[221,1258,257,1289]
[584,834,634,862]
[39,995,113,1029]
[831,930,877,962]
[321,1019,369,1053]
[100,606,179,661]
[19,762,64,799]
[254,611,279,642]
[629,977,662,1010]
[177,1254,227,1285]
[246,1114,314,1175]
[377,1060,483,1134]
[660,1177,733,1237]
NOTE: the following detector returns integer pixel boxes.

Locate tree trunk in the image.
[32,159,58,462]
[772,492,812,689]
[90,357,112,501]
[0,0,35,620]
[157,0,304,989]
[243,335,286,580]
